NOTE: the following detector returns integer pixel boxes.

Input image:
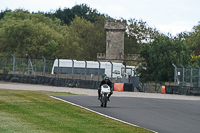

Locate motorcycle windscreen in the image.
[101,84,111,93]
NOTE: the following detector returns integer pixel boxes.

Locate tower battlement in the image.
[104,19,126,31]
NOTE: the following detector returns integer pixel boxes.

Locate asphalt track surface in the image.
[51,95,200,133]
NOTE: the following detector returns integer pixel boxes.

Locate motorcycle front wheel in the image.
[103,94,107,107]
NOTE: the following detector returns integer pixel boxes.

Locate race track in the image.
[1,81,200,133]
[51,95,200,133]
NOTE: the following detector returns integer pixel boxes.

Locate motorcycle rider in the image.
[98,76,113,101]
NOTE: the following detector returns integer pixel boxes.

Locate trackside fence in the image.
[0,55,122,89]
[172,63,200,87]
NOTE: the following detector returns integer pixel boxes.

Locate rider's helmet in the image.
[104,76,109,82]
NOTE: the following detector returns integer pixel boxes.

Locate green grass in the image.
[0,89,152,133]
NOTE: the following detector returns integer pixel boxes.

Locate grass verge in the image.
[0,89,152,133]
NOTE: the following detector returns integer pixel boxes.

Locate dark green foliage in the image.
[0,5,106,60]
[45,4,101,25]
[185,22,200,55]
[124,18,159,54]
[0,9,12,20]
[124,32,139,54]
[0,10,63,59]
[137,35,192,82]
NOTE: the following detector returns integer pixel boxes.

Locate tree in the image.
[0,9,12,20]
[67,16,105,60]
[0,9,107,60]
[137,35,192,82]
[124,18,159,54]
[185,22,200,55]
[92,15,106,55]
[49,4,101,25]
[0,10,64,58]
[189,54,200,66]
[57,24,82,59]
[124,32,138,54]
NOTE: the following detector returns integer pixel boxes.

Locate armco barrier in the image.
[124,83,134,91]
[189,87,200,95]
[0,74,101,89]
[0,74,135,92]
[165,85,200,96]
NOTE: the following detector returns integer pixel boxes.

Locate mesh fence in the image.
[192,69,199,87]
[0,56,122,83]
[0,56,128,90]
[0,57,13,74]
[175,66,200,87]
[0,57,54,76]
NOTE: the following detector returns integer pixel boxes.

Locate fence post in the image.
[180,64,185,86]
[123,61,126,73]
[42,56,46,76]
[70,58,74,80]
[197,66,200,87]
[97,60,101,82]
[25,54,35,76]
[26,54,31,75]
[11,54,15,77]
[188,65,193,87]
[172,63,177,85]
[55,57,59,79]
[110,61,113,82]
[83,59,87,80]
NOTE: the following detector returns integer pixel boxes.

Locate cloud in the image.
[157,22,194,36]
[1,0,200,36]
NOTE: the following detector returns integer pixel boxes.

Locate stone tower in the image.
[104,19,126,62]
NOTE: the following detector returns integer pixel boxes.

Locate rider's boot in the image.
[107,95,110,101]
[98,93,100,100]
[107,97,110,101]
[98,89,101,100]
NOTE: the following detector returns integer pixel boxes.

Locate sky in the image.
[1,0,200,36]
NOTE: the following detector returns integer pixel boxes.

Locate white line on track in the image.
[49,95,158,133]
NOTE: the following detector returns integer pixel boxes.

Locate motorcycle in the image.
[99,84,111,107]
